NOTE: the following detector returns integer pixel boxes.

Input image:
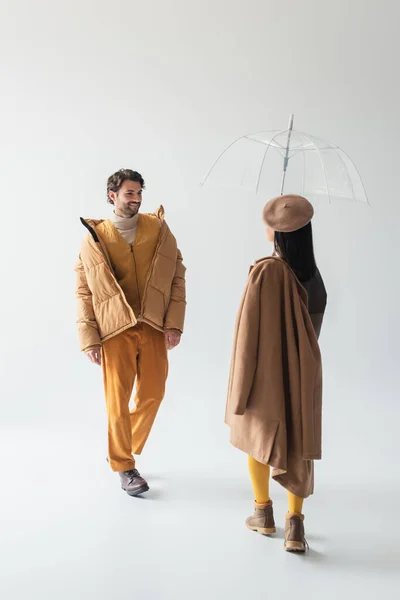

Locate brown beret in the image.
[262,194,314,233]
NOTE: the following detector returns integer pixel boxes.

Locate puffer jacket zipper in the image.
[130,245,142,318]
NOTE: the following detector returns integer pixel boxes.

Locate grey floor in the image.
[1,428,399,600]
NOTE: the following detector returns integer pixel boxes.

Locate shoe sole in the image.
[284,541,306,553]
[246,523,276,536]
[122,485,150,497]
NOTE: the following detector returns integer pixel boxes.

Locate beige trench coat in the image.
[225,257,323,498]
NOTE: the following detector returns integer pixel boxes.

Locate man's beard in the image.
[126,202,141,216]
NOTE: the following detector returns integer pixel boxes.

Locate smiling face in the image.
[109,180,143,218]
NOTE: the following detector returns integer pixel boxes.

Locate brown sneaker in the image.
[246,501,276,535]
[119,469,149,497]
[284,513,308,552]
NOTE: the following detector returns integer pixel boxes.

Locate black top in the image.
[301,269,327,339]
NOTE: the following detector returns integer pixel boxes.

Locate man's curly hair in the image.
[107,169,145,204]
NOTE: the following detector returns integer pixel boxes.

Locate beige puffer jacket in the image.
[75,206,186,352]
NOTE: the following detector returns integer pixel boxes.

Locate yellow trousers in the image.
[248,456,304,515]
[102,324,168,472]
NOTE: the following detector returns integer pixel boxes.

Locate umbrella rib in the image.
[200,134,248,187]
[244,136,286,150]
[289,146,335,152]
[318,136,368,204]
[336,148,370,205]
[334,150,356,202]
[298,131,332,204]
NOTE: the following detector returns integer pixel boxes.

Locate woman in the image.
[225,195,327,553]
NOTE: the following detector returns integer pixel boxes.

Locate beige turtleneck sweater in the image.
[110,212,139,245]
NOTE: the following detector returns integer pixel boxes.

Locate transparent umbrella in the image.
[201,115,368,204]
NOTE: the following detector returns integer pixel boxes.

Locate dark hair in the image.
[274,222,317,282]
[107,169,145,204]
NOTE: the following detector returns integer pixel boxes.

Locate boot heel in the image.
[257,526,276,536]
[246,523,276,535]
[284,541,305,552]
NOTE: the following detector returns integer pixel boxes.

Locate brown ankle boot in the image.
[246,501,276,535]
[284,513,308,552]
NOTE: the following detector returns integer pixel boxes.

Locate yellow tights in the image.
[248,456,304,515]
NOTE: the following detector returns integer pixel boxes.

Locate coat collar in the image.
[248,256,308,303]
[249,256,279,273]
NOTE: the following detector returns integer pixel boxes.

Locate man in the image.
[75,169,186,497]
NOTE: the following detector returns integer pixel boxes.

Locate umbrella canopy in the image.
[201,115,368,204]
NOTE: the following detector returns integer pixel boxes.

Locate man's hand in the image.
[164,330,181,351]
[86,347,102,366]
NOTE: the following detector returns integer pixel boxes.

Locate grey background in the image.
[0,0,399,598]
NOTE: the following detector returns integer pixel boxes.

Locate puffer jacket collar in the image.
[80,205,165,243]
[80,217,100,242]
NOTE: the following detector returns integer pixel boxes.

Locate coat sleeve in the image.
[75,255,102,352]
[227,269,262,416]
[164,248,187,333]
